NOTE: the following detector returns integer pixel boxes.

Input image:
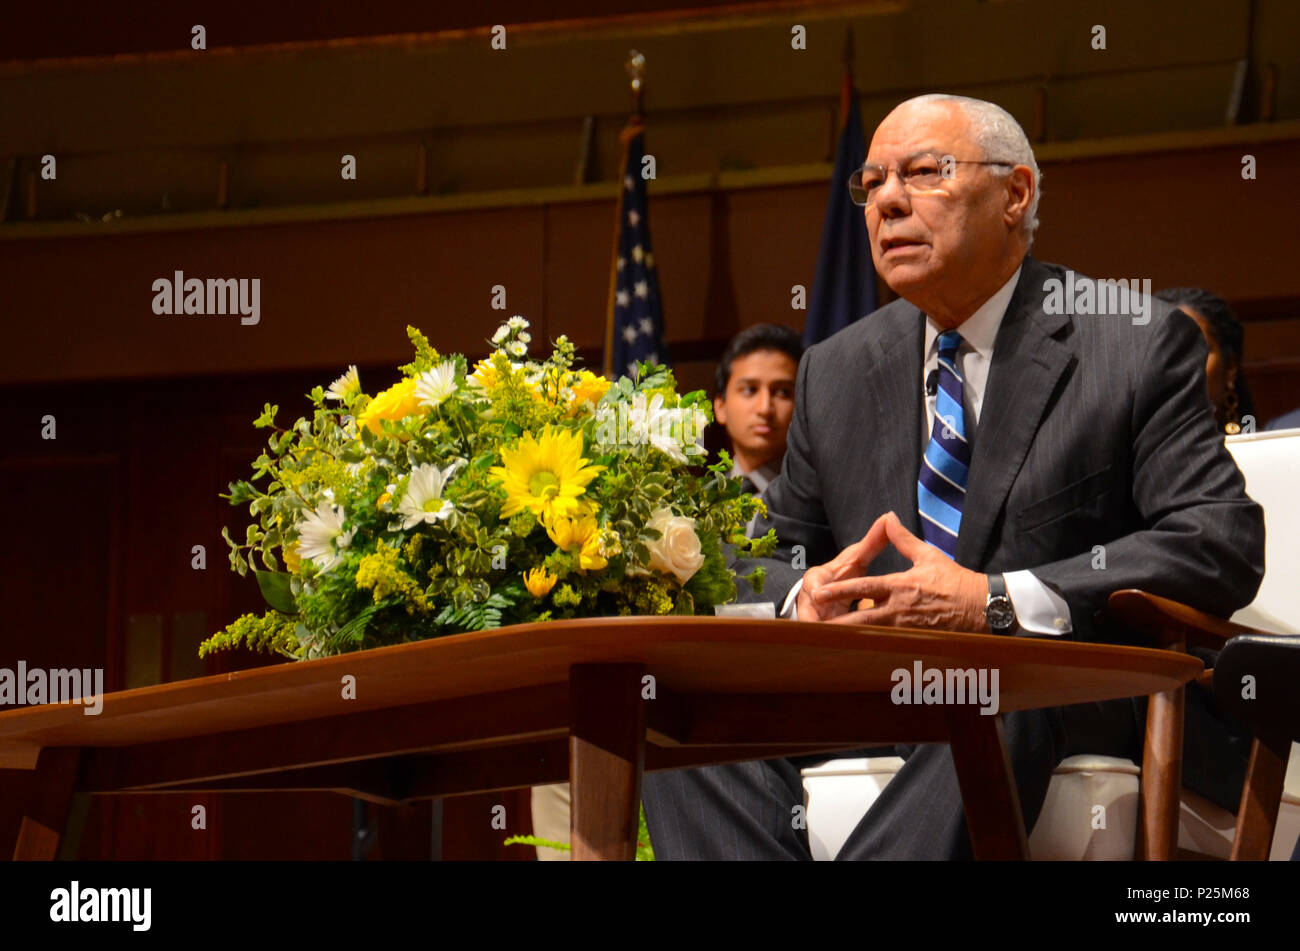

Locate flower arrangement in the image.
[200,318,776,659]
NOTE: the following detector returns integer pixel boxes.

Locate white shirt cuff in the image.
[1003,570,1072,635]
[780,577,803,620]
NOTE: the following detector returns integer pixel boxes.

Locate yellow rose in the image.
[357,378,423,435]
[567,370,612,416]
[524,567,558,597]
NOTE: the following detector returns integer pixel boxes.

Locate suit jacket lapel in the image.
[955,258,1073,569]
[862,304,925,539]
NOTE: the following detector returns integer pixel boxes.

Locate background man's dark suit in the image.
[644,256,1265,859]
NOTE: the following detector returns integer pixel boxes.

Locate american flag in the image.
[607,127,669,378]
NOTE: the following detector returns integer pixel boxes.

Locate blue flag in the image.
[606,125,669,377]
[803,76,876,347]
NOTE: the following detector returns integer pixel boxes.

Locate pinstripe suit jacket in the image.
[735,256,1265,644]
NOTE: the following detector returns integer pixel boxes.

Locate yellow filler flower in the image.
[490,426,604,523]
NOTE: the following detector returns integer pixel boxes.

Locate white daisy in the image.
[397,462,460,529]
[507,315,529,331]
[326,365,360,401]
[414,361,457,409]
[297,501,355,574]
[506,340,527,358]
[491,325,510,345]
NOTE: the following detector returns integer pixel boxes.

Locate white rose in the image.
[643,507,705,585]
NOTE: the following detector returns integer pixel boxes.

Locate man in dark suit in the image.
[642,93,1265,860]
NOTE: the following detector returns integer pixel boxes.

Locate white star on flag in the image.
[632,245,644,263]
[634,280,648,299]
[624,175,635,190]
[644,252,654,268]
[627,209,640,227]
[616,289,630,308]
[627,361,638,375]
[639,316,654,334]
[616,257,625,271]
[622,325,639,344]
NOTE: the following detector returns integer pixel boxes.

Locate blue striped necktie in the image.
[918,330,969,558]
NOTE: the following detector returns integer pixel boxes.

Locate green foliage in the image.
[503,835,571,854]
[254,570,297,614]
[503,803,655,860]
[198,611,301,659]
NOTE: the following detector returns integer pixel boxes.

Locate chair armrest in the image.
[1107,589,1264,651]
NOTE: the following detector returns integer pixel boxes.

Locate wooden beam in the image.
[4,120,1297,242]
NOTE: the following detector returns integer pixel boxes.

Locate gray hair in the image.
[896,93,1043,244]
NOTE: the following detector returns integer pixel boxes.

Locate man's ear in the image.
[1003,165,1034,231]
[713,393,728,426]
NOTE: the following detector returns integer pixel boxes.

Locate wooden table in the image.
[0,617,1202,861]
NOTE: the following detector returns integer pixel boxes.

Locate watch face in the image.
[987,596,1016,630]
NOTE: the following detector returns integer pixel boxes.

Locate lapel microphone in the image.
[925,369,938,397]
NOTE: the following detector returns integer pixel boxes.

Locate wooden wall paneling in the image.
[7,133,1299,389]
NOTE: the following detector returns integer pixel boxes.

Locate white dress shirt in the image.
[779,265,1074,635]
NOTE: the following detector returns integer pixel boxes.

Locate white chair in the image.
[804,428,1300,860]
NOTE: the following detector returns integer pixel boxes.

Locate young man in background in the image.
[713,324,804,497]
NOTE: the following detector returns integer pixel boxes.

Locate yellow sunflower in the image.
[490,426,604,523]
[357,377,424,435]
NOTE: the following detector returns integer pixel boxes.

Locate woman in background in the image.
[1155,287,1256,434]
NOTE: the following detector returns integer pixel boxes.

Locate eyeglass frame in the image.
[847,152,1017,207]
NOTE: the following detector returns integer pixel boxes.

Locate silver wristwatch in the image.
[986,573,1017,634]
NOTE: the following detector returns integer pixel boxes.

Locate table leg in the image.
[1138,684,1183,861]
[569,663,645,861]
[12,747,83,861]
[944,709,1029,861]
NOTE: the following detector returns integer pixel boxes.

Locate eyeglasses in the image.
[848,152,1015,207]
